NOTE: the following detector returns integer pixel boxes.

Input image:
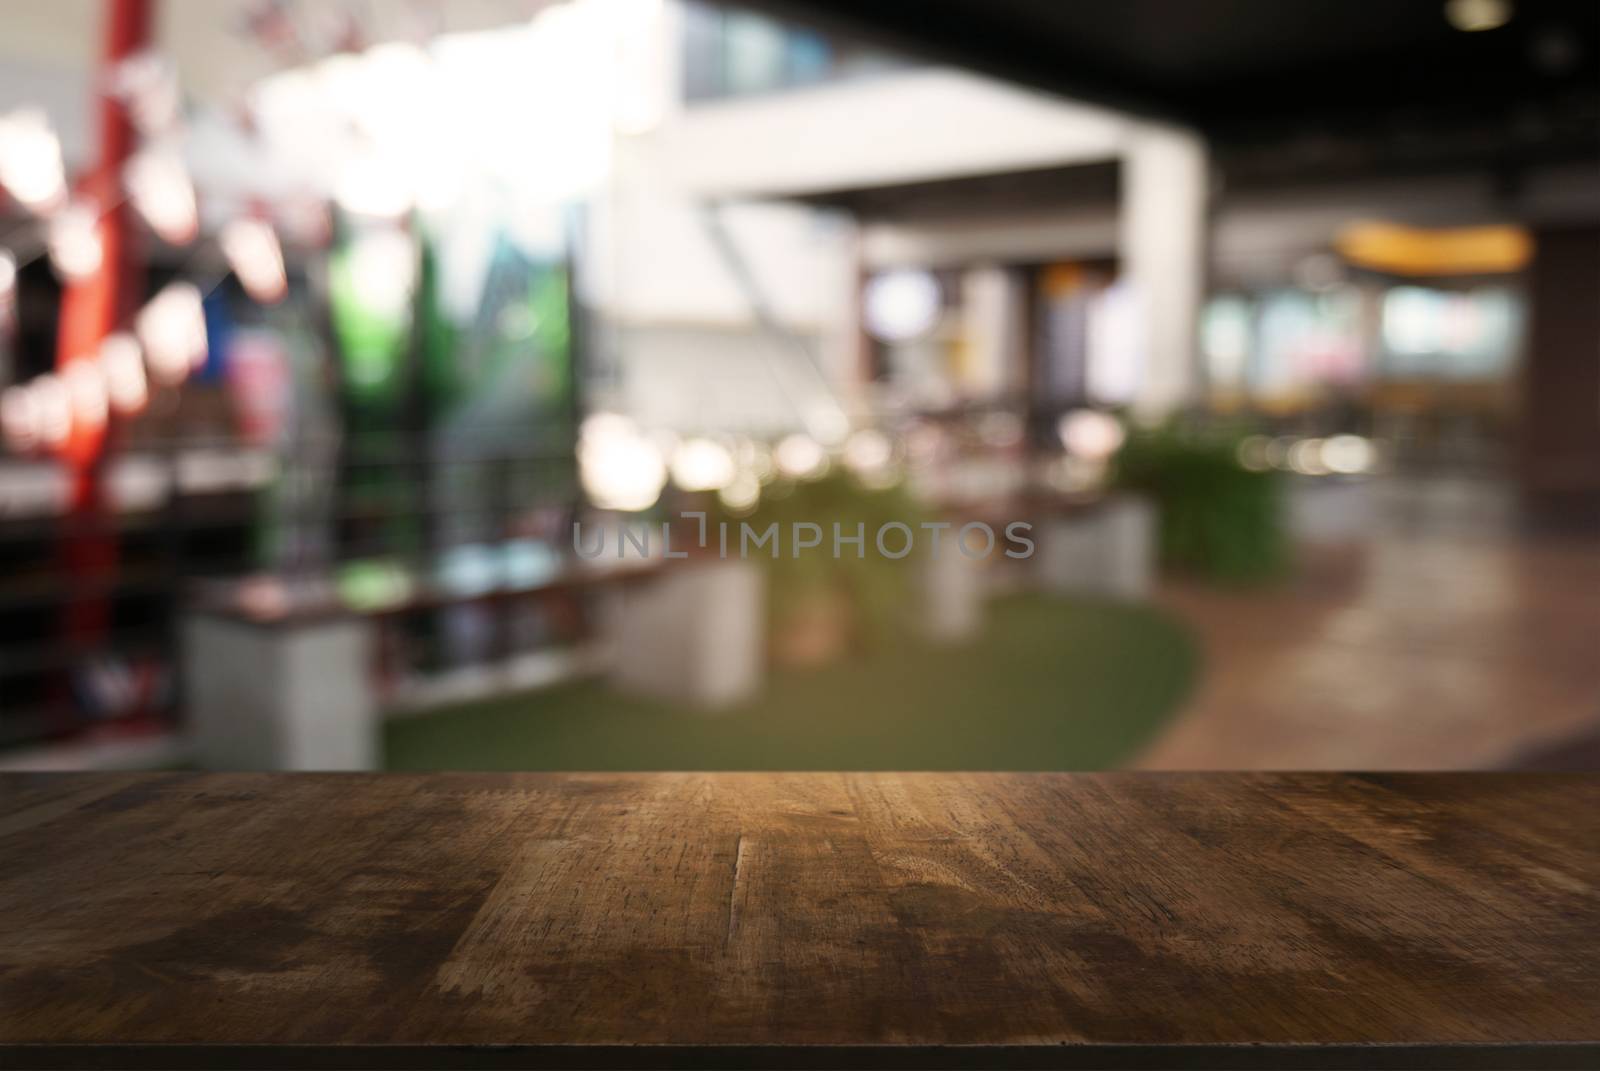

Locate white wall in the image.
[586,49,1138,432]
[648,67,1127,199]
[583,138,862,436]
[863,210,1119,269]
[1120,124,1208,419]
[0,0,541,109]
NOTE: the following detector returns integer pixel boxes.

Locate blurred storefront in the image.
[0,0,1596,769]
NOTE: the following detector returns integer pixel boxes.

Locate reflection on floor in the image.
[1136,477,1600,770]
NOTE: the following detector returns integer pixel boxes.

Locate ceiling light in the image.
[124,150,198,244]
[1445,0,1512,33]
[774,434,828,480]
[221,218,288,304]
[28,374,71,449]
[1057,409,1125,460]
[863,269,941,343]
[137,282,209,384]
[0,108,66,214]
[63,360,108,433]
[99,332,149,414]
[670,437,736,492]
[1335,221,1531,276]
[47,203,104,281]
[578,413,667,512]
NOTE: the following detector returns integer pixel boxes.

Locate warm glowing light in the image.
[578,413,667,512]
[47,203,104,281]
[718,470,761,513]
[1445,0,1512,33]
[99,332,149,414]
[0,108,67,213]
[345,228,416,316]
[110,52,182,135]
[63,360,108,433]
[1057,409,1125,460]
[1236,435,1272,472]
[124,150,198,244]
[0,249,15,333]
[1288,439,1331,477]
[28,374,71,449]
[1336,221,1531,277]
[1,385,36,451]
[863,269,941,343]
[740,440,776,483]
[843,429,893,475]
[335,154,413,219]
[774,433,828,480]
[137,282,208,384]
[221,218,288,304]
[1320,434,1376,475]
[670,437,736,492]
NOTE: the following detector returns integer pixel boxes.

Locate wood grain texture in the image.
[1,772,1597,1069]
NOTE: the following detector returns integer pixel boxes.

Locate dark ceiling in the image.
[751,0,1600,181]
[798,162,1120,221]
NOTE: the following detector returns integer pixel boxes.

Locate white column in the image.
[1119,124,1209,420]
[610,560,765,711]
[961,265,1028,400]
[920,526,984,643]
[1035,495,1158,601]
[184,613,377,770]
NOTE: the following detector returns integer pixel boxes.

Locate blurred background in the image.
[0,0,1595,773]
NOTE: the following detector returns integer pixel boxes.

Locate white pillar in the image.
[184,613,377,770]
[920,526,984,643]
[1119,124,1209,420]
[961,265,1028,400]
[1035,495,1158,601]
[610,560,765,711]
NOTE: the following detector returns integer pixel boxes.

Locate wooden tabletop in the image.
[2,772,1597,1069]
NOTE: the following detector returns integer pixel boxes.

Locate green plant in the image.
[1112,424,1288,584]
[712,468,928,654]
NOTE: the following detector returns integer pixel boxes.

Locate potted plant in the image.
[1112,423,1288,585]
[715,469,927,669]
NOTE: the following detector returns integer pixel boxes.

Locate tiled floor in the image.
[1136,477,1600,770]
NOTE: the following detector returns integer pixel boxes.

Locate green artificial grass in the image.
[384,593,1198,771]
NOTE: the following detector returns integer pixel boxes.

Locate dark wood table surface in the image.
[2,772,1597,1069]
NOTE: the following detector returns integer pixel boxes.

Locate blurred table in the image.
[180,558,673,769]
[2,772,1597,1069]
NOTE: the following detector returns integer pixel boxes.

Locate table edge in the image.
[3,1041,1598,1071]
